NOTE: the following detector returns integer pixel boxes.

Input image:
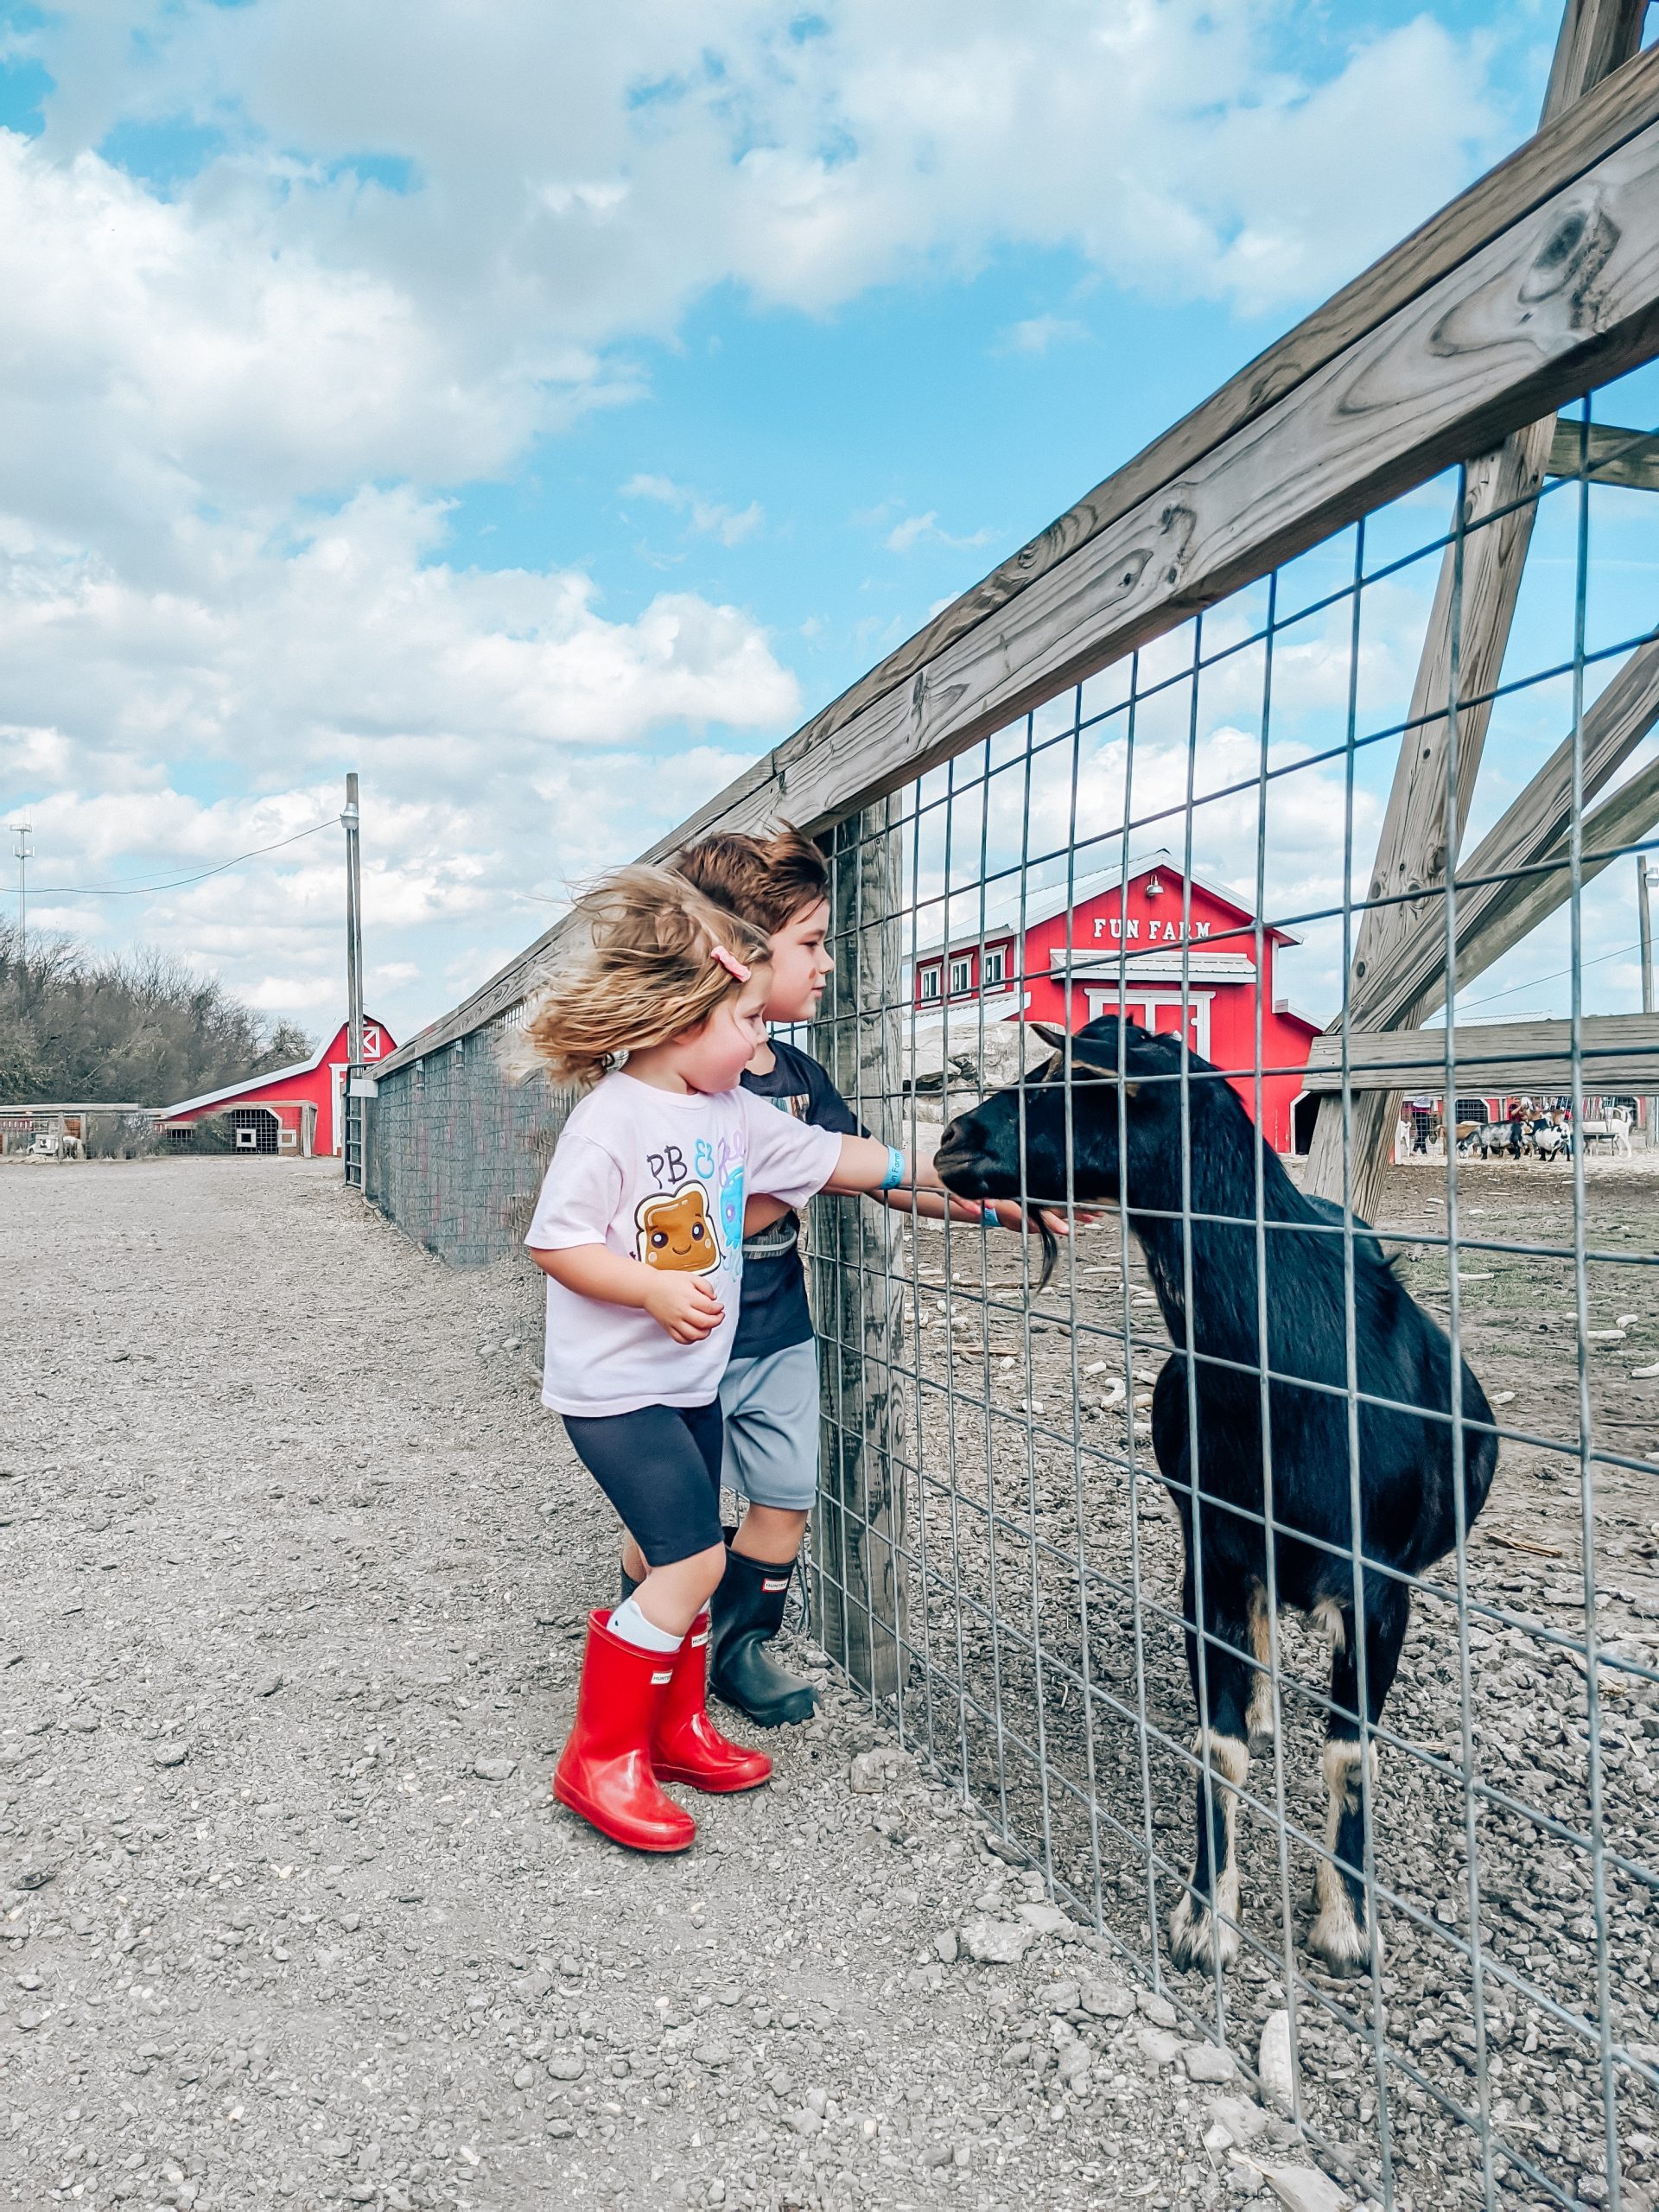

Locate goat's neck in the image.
[1122,1122,1301,1356]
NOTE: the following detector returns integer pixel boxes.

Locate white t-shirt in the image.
[524,1071,844,1417]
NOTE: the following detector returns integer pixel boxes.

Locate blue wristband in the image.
[981,1202,998,1227]
[880,1145,906,1191]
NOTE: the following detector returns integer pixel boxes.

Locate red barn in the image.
[911,850,1320,1154]
[158,1017,394,1157]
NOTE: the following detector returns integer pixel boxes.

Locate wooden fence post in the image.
[810,801,909,1708]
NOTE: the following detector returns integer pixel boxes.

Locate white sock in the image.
[607,1595,683,1655]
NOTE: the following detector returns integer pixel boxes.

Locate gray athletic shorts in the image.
[718,1339,820,1510]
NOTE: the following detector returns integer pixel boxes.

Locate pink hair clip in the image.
[709,944,751,982]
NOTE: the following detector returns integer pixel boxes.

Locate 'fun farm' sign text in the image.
[1090,915,1212,944]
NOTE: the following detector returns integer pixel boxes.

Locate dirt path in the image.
[0,1159,1338,2212]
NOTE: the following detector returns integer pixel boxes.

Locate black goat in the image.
[935,1016,1497,1976]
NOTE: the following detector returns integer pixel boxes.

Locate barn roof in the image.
[912,847,1301,959]
[157,1017,385,1120]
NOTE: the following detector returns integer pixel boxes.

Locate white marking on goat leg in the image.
[1245,1581,1275,1751]
[1310,1738,1381,1974]
[1308,1596,1348,1654]
[1168,1729,1249,1973]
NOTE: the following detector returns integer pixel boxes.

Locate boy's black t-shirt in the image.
[734,1037,863,1363]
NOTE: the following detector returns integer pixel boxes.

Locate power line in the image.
[1452,934,1642,1014]
[28,817,337,898]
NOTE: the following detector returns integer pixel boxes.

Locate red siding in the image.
[161,1018,394,1156]
[918,870,1318,1153]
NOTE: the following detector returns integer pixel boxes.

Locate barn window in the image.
[948,957,971,996]
[230,1108,280,1154]
[982,945,1006,988]
[918,965,940,1001]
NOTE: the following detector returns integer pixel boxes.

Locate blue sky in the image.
[0,0,1641,1050]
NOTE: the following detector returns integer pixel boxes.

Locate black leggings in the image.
[563,1400,725,1568]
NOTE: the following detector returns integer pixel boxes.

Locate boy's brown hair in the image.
[674,823,829,937]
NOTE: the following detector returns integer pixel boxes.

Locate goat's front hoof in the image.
[1169,1888,1240,1973]
[1309,1902,1373,1978]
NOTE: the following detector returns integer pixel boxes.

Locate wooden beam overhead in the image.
[1300,0,1649,1219]
[1301,1012,1659,1095]
[1546,417,1659,488]
[1452,750,1659,982]
[381,41,1659,1074]
[1347,632,1659,1037]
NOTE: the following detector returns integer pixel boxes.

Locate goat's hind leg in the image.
[1309,1580,1408,1976]
[1244,1578,1276,1756]
[1169,1564,1254,1974]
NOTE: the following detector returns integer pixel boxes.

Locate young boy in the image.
[662,825,1040,1726]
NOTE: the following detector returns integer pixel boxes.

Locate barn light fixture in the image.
[1144,873,1164,897]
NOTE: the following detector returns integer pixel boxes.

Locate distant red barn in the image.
[911,850,1320,1154]
[158,1017,394,1157]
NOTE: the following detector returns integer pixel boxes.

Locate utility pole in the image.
[342,775,365,1186]
[1641,855,1656,1147]
[8,817,30,949]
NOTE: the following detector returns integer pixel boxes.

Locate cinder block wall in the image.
[364,1023,573,1324]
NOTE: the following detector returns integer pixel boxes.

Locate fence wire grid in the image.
[793,374,1659,2212]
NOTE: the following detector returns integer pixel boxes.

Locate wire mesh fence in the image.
[359,78,1659,2202]
[794,372,1659,2211]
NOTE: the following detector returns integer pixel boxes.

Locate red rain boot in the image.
[652,1611,772,1794]
[552,1610,696,1853]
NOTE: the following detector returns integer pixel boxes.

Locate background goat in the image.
[935,1016,1497,1977]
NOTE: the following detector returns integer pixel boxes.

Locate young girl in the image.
[522,864,944,1853]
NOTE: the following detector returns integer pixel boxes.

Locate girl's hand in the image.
[643,1273,726,1343]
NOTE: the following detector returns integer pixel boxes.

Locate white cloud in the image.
[996,315,1090,357]
[620,473,764,546]
[885,512,997,556]
[3,489,798,1034]
[0,1,1512,1037]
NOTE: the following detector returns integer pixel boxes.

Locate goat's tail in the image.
[1028,1205,1060,1293]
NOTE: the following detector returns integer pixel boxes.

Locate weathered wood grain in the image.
[1546,416,1659,487]
[1350,632,1659,1035]
[380,53,1659,1076]
[758,129,1659,835]
[1452,751,1659,982]
[1544,0,1649,118]
[1302,1012,1659,1094]
[810,804,909,1702]
[1301,0,1646,1217]
[656,40,1659,856]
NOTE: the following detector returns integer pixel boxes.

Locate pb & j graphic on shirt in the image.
[635,1186,719,1274]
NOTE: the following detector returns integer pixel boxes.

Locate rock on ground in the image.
[0,1158,1284,2212]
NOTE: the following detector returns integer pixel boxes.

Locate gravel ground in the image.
[870,1155,1659,2212]
[0,1158,1353,2212]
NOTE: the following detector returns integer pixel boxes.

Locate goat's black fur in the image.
[936,1016,1497,1975]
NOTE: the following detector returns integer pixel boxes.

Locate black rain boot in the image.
[709,1549,817,1727]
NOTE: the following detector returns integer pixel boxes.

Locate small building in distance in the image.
[910,849,1321,1154]
[0,1103,150,1159]
[158,1016,394,1158]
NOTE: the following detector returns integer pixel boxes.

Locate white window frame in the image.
[949,956,972,997]
[982,944,1006,988]
[919,965,941,1002]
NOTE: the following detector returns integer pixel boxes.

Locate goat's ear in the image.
[1031,1022,1071,1052]
[1071,1058,1138,1097]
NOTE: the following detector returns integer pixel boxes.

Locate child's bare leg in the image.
[731,1504,808,1563]
[633,1542,728,1639]
[620,1530,648,1585]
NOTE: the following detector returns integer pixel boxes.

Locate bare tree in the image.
[0,926,316,1104]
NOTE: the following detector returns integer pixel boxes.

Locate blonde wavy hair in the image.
[521,863,772,1089]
